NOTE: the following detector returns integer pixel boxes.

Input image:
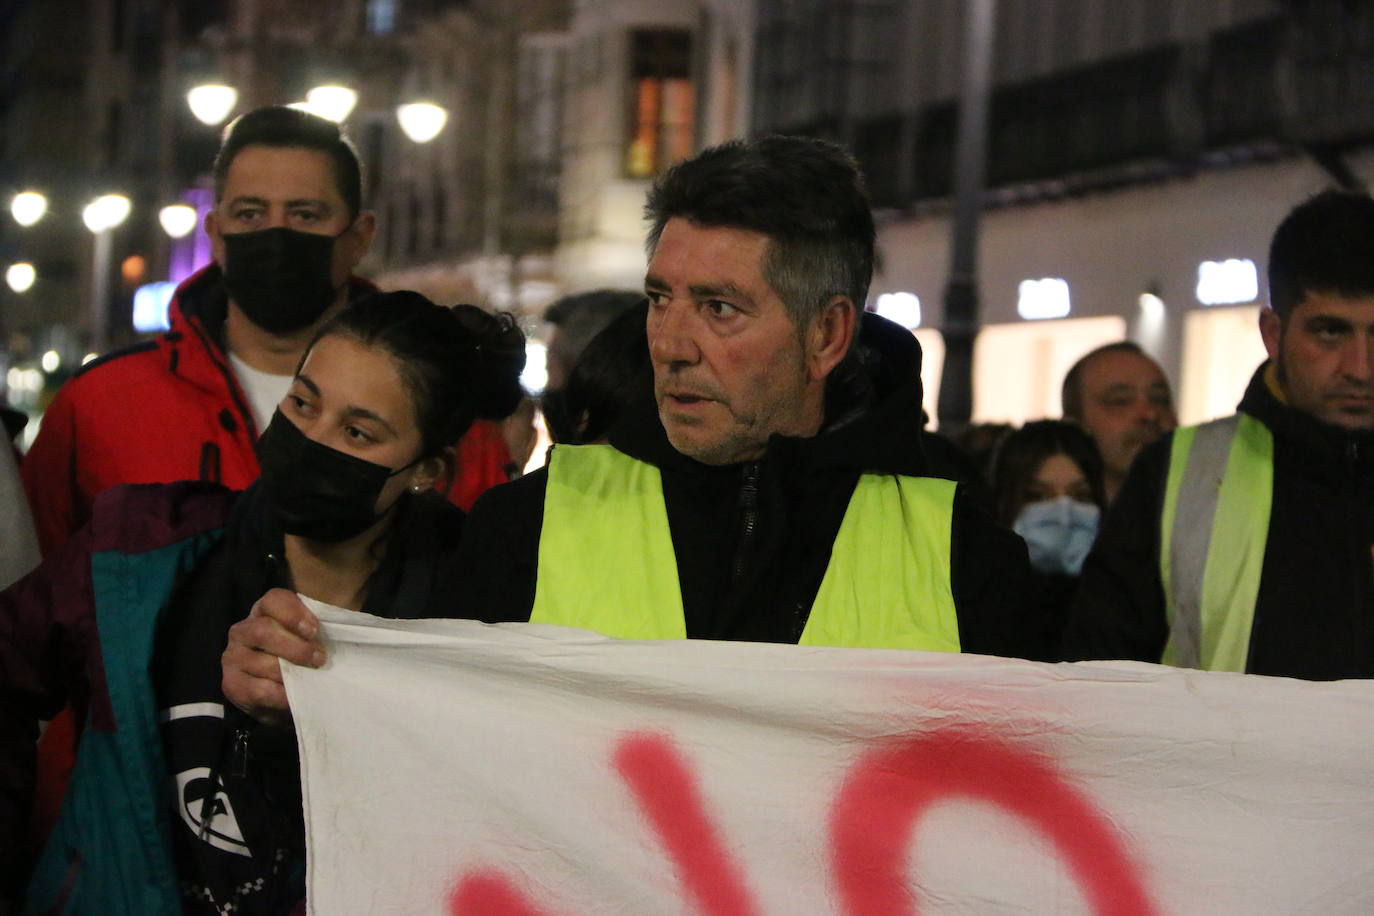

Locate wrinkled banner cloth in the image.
[284,603,1374,915]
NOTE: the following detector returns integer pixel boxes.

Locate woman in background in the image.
[991,419,1105,660]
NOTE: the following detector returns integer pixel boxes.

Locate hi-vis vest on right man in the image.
[1160,413,1274,672]
[530,445,961,651]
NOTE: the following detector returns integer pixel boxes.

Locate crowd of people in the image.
[2,104,1372,913]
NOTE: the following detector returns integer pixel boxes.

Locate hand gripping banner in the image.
[284,604,1374,915]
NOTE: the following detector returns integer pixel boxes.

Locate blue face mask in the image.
[1012,496,1101,577]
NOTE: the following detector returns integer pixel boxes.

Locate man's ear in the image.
[804,295,858,383]
[205,209,226,268]
[1259,307,1283,364]
[344,210,378,263]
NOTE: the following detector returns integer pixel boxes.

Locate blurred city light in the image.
[10,191,48,227]
[397,102,448,142]
[306,85,358,122]
[6,367,44,393]
[1196,259,1258,306]
[6,262,36,293]
[1136,293,1167,358]
[40,350,60,373]
[82,194,131,233]
[159,204,198,238]
[133,281,177,332]
[187,84,238,125]
[521,341,548,393]
[875,291,922,329]
[121,254,147,285]
[1017,278,1072,320]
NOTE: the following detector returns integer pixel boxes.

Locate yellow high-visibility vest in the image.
[1159,413,1274,672]
[531,444,961,651]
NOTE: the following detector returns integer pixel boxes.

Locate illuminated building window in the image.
[1196,258,1258,306]
[875,291,922,329]
[1017,277,1072,320]
[626,29,694,179]
[367,0,396,35]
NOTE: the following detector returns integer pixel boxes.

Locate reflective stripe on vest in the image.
[1159,413,1274,672]
[531,444,961,651]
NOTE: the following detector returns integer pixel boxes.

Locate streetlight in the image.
[187,84,239,126]
[6,263,36,293]
[396,102,448,143]
[10,191,47,227]
[82,193,131,354]
[82,194,131,233]
[306,85,358,122]
[159,204,198,239]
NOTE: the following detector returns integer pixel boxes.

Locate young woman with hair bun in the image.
[1,290,525,914]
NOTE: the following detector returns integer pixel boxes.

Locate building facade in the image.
[0,0,569,424]
[750,0,1374,425]
[553,0,756,292]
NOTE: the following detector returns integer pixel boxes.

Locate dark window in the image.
[367,0,397,35]
[407,186,421,257]
[363,122,385,207]
[105,102,123,168]
[625,29,694,179]
[111,0,126,51]
[386,197,401,261]
[433,184,446,250]
[180,0,227,40]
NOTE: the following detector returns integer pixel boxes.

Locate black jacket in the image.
[152,484,465,914]
[1061,363,1374,679]
[457,313,1038,657]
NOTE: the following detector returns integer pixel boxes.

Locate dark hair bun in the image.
[449,305,527,420]
[312,290,527,455]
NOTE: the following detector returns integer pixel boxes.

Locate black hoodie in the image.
[456,313,1038,656]
[1061,361,1374,679]
[151,483,465,914]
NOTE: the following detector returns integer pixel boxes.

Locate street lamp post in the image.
[82,194,131,354]
[159,204,198,239]
[187,84,239,126]
[10,191,48,227]
[396,102,448,143]
[937,0,998,433]
[306,85,359,122]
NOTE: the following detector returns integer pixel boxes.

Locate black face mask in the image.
[221,226,344,333]
[256,410,417,543]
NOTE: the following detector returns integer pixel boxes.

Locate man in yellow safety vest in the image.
[223,136,1041,724]
[1063,190,1374,679]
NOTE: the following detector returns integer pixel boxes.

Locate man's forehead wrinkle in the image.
[689,282,750,299]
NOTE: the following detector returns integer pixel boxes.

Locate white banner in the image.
[285,604,1374,915]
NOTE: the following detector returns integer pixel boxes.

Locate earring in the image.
[410,484,425,494]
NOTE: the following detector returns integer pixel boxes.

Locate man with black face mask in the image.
[15,105,380,856]
[22,106,377,556]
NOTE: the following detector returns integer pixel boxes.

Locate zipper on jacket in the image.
[199,441,222,483]
[230,726,251,780]
[731,462,762,583]
[1347,439,1367,670]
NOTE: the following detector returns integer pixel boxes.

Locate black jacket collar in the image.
[1238,361,1374,475]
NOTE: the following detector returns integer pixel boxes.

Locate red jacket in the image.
[22,266,516,556]
[22,266,269,555]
